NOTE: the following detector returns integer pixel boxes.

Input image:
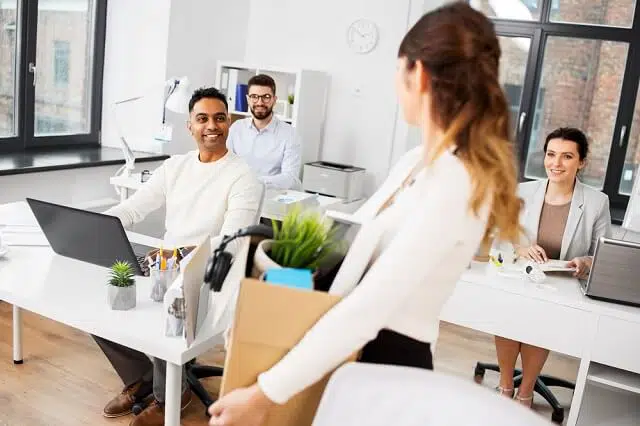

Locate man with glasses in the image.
[227,74,302,190]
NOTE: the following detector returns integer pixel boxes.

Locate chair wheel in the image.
[132,394,153,416]
[474,365,486,384]
[132,403,145,415]
[551,409,564,424]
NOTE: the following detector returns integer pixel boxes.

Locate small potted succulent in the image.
[107,260,137,310]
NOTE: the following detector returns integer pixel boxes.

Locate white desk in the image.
[0,201,243,426]
[441,263,640,425]
[110,173,364,218]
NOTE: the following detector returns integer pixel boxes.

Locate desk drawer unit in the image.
[440,280,593,358]
[591,315,640,375]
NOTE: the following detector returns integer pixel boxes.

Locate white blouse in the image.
[257,146,492,404]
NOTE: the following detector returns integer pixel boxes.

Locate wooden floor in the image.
[0,301,579,425]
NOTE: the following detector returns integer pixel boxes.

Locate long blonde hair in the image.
[398,2,522,244]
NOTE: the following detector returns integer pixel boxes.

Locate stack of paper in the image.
[262,190,320,220]
[0,201,49,246]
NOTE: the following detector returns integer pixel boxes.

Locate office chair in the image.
[313,363,550,426]
[473,362,574,424]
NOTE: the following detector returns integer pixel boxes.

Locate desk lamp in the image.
[113,76,191,180]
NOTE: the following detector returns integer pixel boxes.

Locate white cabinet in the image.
[577,363,640,426]
[215,61,329,167]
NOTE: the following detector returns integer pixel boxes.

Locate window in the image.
[53,40,70,87]
[473,0,640,219]
[0,0,106,152]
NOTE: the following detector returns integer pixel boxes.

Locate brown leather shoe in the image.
[129,388,192,426]
[103,380,151,418]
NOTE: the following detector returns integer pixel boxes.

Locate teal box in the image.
[264,268,313,290]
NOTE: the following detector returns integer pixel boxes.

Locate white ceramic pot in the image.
[252,239,281,278]
[107,284,137,310]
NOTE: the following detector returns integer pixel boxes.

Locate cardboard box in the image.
[220,278,354,426]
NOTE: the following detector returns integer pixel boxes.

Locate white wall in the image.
[243,0,414,193]
[99,0,445,193]
[100,0,172,154]
[163,0,251,154]
[0,161,166,237]
[100,0,252,156]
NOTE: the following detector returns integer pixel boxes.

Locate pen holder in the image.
[150,267,179,302]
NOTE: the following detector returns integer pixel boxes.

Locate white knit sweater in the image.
[105,150,262,251]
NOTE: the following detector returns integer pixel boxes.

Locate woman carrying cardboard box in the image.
[208,2,524,425]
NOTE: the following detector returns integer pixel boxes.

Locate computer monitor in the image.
[313,211,362,292]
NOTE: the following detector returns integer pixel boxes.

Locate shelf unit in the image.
[577,362,640,425]
[215,61,329,166]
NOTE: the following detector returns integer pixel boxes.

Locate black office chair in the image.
[185,360,224,415]
[473,362,574,424]
[131,361,223,417]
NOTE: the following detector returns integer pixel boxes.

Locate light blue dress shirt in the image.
[227,116,302,190]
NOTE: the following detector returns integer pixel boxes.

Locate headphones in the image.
[204,224,274,292]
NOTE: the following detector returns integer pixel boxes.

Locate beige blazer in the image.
[518,179,612,260]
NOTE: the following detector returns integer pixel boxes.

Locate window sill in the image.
[0,146,168,177]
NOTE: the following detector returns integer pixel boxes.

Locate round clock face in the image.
[347,19,379,54]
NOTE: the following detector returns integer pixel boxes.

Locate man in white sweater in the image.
[93,87,263,426]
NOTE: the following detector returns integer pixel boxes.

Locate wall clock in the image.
[347,19,379,54]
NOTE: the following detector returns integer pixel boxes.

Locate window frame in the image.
[487,0,640,220]
[0,0,107,153]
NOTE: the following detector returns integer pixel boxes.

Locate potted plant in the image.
[252,207,346,285]
[286,94,295,119]
[107,260,137,310]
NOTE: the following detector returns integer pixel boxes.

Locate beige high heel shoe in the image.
[515,392,534,408]
[496,386,514,398]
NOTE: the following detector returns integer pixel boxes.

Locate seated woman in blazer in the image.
[495,127,612,407]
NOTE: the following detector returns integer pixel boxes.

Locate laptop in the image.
[26,198,156,276]
[582,237,640,307]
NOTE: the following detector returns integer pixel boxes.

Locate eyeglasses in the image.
[247,94,273,103]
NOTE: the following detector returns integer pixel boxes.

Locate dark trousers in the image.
[92,335,186,402]
[360,329,433,370]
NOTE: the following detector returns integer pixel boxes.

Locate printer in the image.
[302,161,365,202]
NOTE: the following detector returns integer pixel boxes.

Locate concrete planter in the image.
[107,284,137,310]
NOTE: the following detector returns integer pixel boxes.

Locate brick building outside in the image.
[0,1,91,138]
[489,0,640,193]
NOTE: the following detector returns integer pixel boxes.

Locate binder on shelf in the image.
[235,84,248,112]
[225,69,238,109]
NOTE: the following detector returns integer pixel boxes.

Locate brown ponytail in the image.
[398,1,522,244]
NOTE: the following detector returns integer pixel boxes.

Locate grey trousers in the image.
[92,335,186,402]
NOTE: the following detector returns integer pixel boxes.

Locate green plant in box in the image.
[109,261,135,287]
[269,207,344,270]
